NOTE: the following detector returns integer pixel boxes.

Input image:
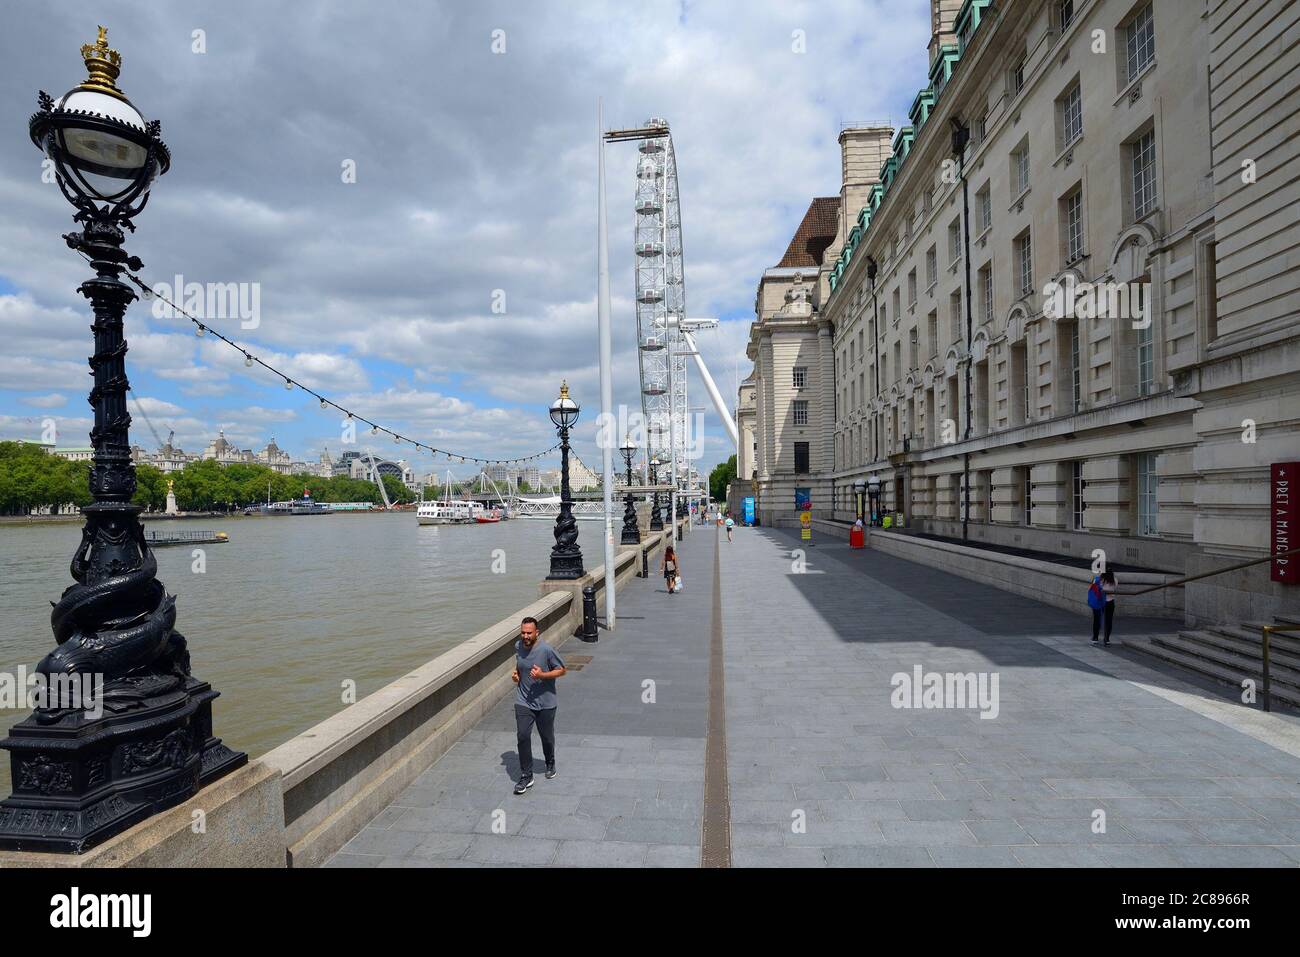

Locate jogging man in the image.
[511,616,566,794]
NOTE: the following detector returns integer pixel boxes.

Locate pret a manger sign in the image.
[1273,462,1299,584]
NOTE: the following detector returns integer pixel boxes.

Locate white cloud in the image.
[19,393,67,408]
[0,0,931,472]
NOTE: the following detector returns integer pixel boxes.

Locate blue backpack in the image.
[1086,577,1105,610]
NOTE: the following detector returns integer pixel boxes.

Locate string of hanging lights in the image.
[94,263,563,467]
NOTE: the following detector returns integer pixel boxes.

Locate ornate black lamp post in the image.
[854,478,867,524]
[867,475,882,526]
[0,27,245,854]
[547,381,584,580]
[648,455,664,531]
[619,435,640,545]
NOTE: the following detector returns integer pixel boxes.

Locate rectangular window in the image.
[975,111,988,143]
[1137,319,1154,395]
[926,246,937,288]
[1023,469,1033,525]
[1132,128,1157,218]
[1010,342,1028,423]
[1125,4,1155,84]
[1064,189,1084,263]
[949,218,962,264]
[794,443,810,474]
[1070,321,1082,412]
[792,366,807,389]
[1137,451,1158,535]
[909,327,919,371]
[1060,0,1076,30]
[1015,230,1033,297]
[950,290,964,345]
[908,269,918,306]
[927,311,938,359]
[1072,460,1085,530]
[892,288,901,320]
[1059,83,1082,148]
[1012,56,1026,95]
[792,400,809,427]
[977,184,992,233]
[980,265,993,322]
[1013,144,1031,196]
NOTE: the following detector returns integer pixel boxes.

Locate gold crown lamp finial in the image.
[79,25,125,97]
[559,380,570,399]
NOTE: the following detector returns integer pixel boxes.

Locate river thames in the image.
[0,512,566,793]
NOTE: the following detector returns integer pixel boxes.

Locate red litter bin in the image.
[849,524,865,549]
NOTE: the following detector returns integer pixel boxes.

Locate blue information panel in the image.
[742,497,755,525]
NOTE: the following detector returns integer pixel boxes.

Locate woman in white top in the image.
[661,545,680,596]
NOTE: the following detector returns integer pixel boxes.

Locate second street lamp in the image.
[546,381,584,580]
[648,454,664,531]
[619,435,640,545]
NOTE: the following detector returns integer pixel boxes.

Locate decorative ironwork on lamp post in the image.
[0,27,246,854]
[648,455,664,531]
[619,435,640,545]
[546,381,584,580]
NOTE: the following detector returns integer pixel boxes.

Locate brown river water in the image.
[0,512,563,794]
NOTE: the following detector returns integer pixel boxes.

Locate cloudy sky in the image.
[0,1,929,479]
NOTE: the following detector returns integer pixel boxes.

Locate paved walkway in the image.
[328,524,1300,867]
[328,529,714,868]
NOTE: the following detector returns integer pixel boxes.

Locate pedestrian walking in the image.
[724,513,735,542]
[510,616,566,794]
[661,544,681,595]
[1087,569,1118,646]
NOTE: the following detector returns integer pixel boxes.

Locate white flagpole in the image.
[597,97,617,629]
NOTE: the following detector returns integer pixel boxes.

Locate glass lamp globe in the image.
[548,381,580,430]
[30,27,169,211]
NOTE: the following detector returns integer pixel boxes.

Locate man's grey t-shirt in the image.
[515,638,564,710]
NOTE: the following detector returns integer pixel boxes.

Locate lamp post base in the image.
[0,675,246,854]
[621,493,641,545]
[546,550,585,581]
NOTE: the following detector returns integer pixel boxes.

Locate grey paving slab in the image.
[327,523,1300,868]
[717,526,1300,869]
[326,528,714,868]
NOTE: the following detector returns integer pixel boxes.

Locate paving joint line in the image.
[701,524,731,867]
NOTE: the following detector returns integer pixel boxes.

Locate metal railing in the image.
[1124,547,1300,596]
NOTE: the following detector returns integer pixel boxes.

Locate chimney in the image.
[836,126,894,250]
[929,0,964,65]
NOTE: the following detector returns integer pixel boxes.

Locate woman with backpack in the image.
[661,545,680,596]
[1088,569,1118,645]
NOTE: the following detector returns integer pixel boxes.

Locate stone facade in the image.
[745,0,1300,625]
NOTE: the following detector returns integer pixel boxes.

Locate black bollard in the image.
[581,585,599,642]
[641,547,649,579]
